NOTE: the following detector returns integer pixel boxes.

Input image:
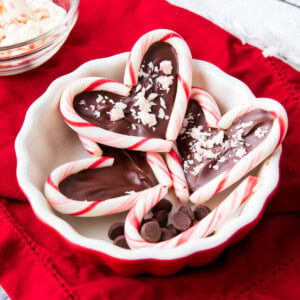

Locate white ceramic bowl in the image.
[15,53,282,275]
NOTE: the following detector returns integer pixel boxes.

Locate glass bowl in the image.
[0,0,79,76]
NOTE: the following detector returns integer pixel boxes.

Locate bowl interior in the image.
[15,53,281,260]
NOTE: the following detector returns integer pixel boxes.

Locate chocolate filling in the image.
[73,42,178,139]
[59,146,158,201]
[177,100,274,193]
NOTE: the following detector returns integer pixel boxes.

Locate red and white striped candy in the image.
[165,87,221,203]
[124,176,258,249]
[124,29,192,142]
[78,135,103,157]
[190,98,287,205]
[44,153,172,217]
[60,29,192,152]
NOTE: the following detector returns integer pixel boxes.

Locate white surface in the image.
[168,0,300,70]
[15,53,284,261]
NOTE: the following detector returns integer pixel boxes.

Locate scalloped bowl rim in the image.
[15,53,281,261]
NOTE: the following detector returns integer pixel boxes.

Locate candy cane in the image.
[60,77,173,152]
[124,176,258,249]
[44,153,172,217]
[166,87,221,203]
[124,29,192,142]
[78,135,103,157]
[190,98,288,204]
[165,145,190,203]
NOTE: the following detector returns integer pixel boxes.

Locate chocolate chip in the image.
[153,210,168,227]
[113,235,129,249]
[160,228,175,241]
[140,220,161,242]
[171,211,192,232]
[108,222,124,240]
[194,205,211,220]
[151,199,172,213]
[167,224,178,236]
[179,204,194,221]
[140,217,155,227]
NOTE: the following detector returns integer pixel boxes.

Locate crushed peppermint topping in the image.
[135,84,142,92]
[157,75,174,92]
[138,111,157,127]
[110,108,124,122]
[96,94,103,103]
[158,108,165,119]
[255,126,268,138]
[147,93,158,101]
[114,102,127,110]
[160,97,166,109]
[236,121,254,130]
[78,100,86,105]
[235,148,247,158]
[160,60,173,75]
[94,111,101,118]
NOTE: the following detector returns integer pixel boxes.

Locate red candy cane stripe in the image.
[124,176,258,249]
[190,87,221,127]
[166,87,221,203]
[78,135,103,157]
[190,98,288,204]
[124,29,192,142]
[44,153,172,217]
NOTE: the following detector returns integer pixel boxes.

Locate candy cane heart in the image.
[60,29,192,153]
[124,176,259,249]
[44,152,172,217]
[166,87,221,203]
[167,91,287,205]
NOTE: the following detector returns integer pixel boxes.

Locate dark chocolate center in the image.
[177,100,274,193]
[73,42,178,139]
[59,146,158,201]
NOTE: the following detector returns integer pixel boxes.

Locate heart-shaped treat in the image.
[125,175,259,249]
[60,29,192,152]
[44,146,171,217]
[166,88,288,204]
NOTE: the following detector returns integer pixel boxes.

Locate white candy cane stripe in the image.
[44,153,172,217]
[146,152,172,188]
[60,76,173,152]
[190,98,288,204]
[165,145,189,203]
[190,87,221,127]
[78,135,103,157]
[125,176,258,249]
[165,87,221,203]
[124,29,192,142]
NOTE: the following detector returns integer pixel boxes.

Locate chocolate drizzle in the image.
[73,42,178,139]
[177,100,274,193]
[59,146,158,201]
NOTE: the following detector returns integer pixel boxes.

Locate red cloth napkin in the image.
[0,0,300,299]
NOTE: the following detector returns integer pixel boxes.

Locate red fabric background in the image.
[0,0,300,299]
